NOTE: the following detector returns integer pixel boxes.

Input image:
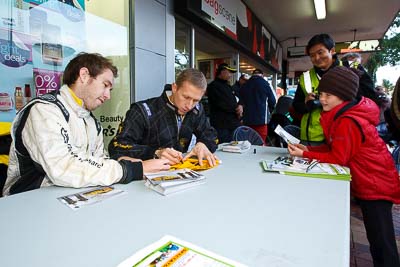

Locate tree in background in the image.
[383,79,394,93]
[366,13,400,84]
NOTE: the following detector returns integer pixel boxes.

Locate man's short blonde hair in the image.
[176,68,207,90]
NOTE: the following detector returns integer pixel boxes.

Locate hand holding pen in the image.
[155,147,183,165]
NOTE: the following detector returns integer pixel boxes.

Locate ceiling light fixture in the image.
[313,0,326,20]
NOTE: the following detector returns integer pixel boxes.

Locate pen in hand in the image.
[173,149,184,164]
[158,147,183,165]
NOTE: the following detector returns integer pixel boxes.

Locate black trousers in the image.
[358,199,400,267]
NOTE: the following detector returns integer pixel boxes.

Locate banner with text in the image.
[201,0,237,34]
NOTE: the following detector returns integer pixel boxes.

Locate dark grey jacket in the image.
[108,89,218,160]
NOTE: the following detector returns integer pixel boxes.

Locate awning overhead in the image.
[242,0,400,72]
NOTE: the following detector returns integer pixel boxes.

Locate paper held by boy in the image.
[274,124,300,145]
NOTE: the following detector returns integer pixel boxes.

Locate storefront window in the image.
[0,0,130,146]
[175,19,190,77]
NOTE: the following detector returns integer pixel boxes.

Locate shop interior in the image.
[175,19,278,87]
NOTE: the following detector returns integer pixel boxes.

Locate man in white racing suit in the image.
[4,53,169,196]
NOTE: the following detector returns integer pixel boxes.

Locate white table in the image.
[0,147,350,267]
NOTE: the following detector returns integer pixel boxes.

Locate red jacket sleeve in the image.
[307,144,330,152]
[303,117,362,166]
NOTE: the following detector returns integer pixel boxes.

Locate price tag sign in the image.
[33,68,63,96]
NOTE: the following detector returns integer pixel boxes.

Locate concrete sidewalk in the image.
[350,200,400,266]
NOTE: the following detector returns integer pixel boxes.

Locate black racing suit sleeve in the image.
[292,83,310,114]
[192,105,218,152]
[118,160,143,183]
[108,104,157,160]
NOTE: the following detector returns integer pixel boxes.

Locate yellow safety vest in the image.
[299,60,344,142]
[299,68,324,142]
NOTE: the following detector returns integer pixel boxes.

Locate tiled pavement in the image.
[350,200,400,266]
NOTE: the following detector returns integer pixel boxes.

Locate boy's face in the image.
[319,92,344,112]
[308,43,335,71]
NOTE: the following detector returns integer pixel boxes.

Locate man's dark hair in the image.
[306,34,335,55]
[63,52,118,86]
[252,68,263,75]
[176,68,207,90]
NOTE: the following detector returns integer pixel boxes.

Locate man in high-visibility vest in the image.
[292,34,376,145]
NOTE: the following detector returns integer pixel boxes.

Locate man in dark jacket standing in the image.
[240,69,276,144]
[207,63,242,143]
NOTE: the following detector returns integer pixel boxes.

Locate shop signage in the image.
[201,0,236,34]
[58,0,85,22]
[336,39,381,53]
[33,68,62,96]
[178,0,282,72]
[288,39,381,58]
[99,115,124,138]
[287,46,307,58]
[0,39,30,68]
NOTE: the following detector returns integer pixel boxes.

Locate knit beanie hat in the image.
[318,66,359,101]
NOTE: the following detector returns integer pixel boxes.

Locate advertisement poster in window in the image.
[0,0,85,122]
[0,0,131,150]
[198,60,213,82]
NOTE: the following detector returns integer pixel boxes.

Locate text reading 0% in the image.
[35,74,57,88]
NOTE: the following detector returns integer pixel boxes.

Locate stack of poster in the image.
[144,169,206,196]
[57,186,125,210]
[117,235,247,267]
[221,140,251,153]
[261,156,351,181]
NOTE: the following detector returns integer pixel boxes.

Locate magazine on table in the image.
[117,235,247,267]
[144,169,206,196]
[220,140,251,153]
[261,156,351,181]
[57,186,125,210]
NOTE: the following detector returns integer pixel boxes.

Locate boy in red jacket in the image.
[288,66,400,266]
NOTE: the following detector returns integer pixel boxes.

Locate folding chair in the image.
[232,126,264,146]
